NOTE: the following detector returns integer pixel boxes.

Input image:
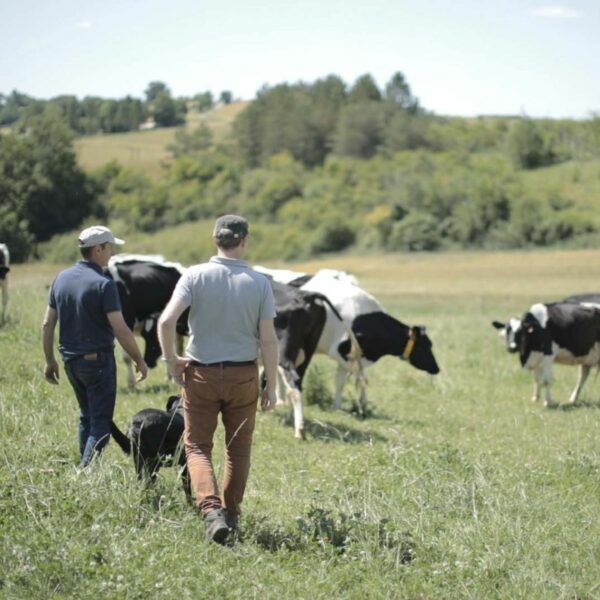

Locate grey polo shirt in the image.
[172,256,276,363]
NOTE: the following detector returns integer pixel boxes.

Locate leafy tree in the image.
[508,118,557,169]
[152,91,179,127]
[333,102,384,158]
[219,90,233,104]
[348,74,382,103]
[145,81,170,103]
[194,91,214,112]
[385,71,419,113]
[0,90,33,126]
[0,116,97,257]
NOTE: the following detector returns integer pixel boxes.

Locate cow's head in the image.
[492,318,522,353]
[516,312,545,368]
[140,315,162,368]
[338,312,440,375]
[0,266,9,280]
[403,325,440,375]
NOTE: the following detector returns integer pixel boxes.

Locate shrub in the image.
[311,222,356,254]
[508,118,558,169]
[387,212,440,251]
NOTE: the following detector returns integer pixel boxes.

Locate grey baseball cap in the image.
[78,225,125,248]
[213,215,249,240]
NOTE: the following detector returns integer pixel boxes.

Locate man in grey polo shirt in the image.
[158,215,278,544]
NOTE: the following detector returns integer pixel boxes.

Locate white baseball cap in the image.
[78,225,125,248]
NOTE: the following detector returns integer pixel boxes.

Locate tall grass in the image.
[2,250,600,598]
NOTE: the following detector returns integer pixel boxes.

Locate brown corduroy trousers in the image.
[183,363,259,517]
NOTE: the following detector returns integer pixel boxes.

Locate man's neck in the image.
[217,248,245,260]
[85,257,106,269]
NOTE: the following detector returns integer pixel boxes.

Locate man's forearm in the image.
[115,328,144,363]
[260,338,279,391]
[41,322,56,362]
[158,316,178,360]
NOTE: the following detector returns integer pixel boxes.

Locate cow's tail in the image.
[313,293,366,386]
[110,421,131,454]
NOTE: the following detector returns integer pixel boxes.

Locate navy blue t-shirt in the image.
[48,261,121,361]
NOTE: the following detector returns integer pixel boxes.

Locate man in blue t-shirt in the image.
[42,226,148,467]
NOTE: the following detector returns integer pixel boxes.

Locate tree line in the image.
[2,71,600,262]
[0,83,234,134]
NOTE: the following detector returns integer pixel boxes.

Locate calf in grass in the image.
[111,395,191,500]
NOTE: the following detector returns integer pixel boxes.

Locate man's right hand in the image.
[135,359,149,383]
[44,360,60,385]
[261,387,277,412]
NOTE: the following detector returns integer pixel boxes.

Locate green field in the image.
[74,102,248,178]
[3,250,600,598]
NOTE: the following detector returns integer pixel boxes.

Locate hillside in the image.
[74,101,248,178]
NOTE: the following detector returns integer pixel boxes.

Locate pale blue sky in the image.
[1,0,598,118]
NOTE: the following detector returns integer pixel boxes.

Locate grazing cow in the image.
[0,243,10,324]
[495,302,600,407]
[261,268,440,413]
[268,279,351,439]
[107,254,187,387]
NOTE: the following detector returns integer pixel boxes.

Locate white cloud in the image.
[74,20,93,30]
[531,6,583,19]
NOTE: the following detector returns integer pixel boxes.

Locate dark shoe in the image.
[204,508,229,544]
[225,511,239,531]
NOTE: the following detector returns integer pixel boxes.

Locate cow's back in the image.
[110,261,183,319]
[301,271,382,357]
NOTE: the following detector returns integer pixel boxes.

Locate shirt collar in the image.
[78,260,105,275]
[209,256,249,268]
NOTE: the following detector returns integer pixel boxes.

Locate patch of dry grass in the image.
[75,101,248,178]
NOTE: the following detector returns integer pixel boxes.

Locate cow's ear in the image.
[166,395,181,411]
[492,321,505,330]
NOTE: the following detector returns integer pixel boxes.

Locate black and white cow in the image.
[260,268,440,413]
[268,279,349,439]
[107,254,187,387]
[564,293,600,307]
[494,302,600,407]
[0,243,10,324]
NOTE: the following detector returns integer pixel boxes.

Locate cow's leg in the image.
[357,379,369,417]
[334,365,346,410]
[568,365,590,405]
[279,369,305,439]
[531,367,542,403]
[541,357,556,408]
[289,388,305,440]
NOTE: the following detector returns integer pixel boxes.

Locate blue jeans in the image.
[64,352,117,467]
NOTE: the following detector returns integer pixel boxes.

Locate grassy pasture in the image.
[74,101,248,178]
[2,250,600,598]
